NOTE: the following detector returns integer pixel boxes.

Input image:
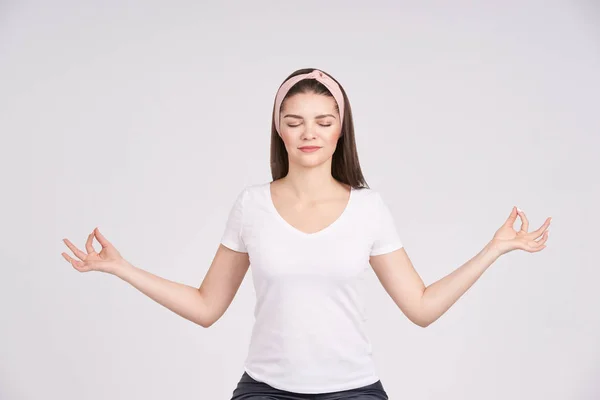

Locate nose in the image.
[300,123,318,139]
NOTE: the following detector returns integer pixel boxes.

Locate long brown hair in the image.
[269,68,370,190]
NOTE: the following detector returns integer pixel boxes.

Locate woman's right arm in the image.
[113,244,250,328]
[62,228,250,328]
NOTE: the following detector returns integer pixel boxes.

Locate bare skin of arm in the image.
[369,207,550,327]
[113,245,249,328]
[370,244,499,328]
[62,228,250,328]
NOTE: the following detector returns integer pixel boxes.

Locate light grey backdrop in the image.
[1,1,598,399]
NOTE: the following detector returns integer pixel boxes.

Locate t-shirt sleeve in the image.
[220,188,248,253]
[370,191,404,256]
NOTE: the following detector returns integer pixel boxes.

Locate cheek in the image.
[324,129,342,146]
[279,132,294,149]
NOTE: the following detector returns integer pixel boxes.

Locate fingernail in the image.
[517,207,523,213]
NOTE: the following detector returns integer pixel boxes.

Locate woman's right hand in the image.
[62,227,128,274]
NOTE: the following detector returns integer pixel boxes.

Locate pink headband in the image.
[273,69,345,135]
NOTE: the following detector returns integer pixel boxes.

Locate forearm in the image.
[420,241,501,327]
[112,261,210,327]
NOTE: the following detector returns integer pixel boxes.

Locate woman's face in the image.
[278,92,342,168]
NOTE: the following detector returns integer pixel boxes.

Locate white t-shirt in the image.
[220,182,403,394]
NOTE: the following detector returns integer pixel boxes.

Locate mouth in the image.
[298,146,322,153]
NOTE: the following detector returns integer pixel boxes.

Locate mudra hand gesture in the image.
[490,207,551,256]
[61,227,126,274]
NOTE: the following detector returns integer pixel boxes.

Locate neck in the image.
[279,164,344,201]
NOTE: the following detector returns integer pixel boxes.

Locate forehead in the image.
[281,92,338,113]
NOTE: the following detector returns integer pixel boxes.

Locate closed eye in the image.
[287,123,332,127]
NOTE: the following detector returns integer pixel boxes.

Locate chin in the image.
[292,157,329,168]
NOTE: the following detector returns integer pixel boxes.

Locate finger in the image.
[535,230,549,246]
[527,244,547,253]
[529,217,552,239]
[525,231,549,251]
[63,238,87,260]
[93,227,112,249]
[504,207,519,227]
[61,252,87,271]
[517,209,529,232]
[85,232,97,254]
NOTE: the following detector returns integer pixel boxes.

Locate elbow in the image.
[195,291,216,328]
[197,320,210,328]
[196,315,216,328]
[194,310,215,328]
[407,314,429,327]
[197,319,213,328]
[411,309,431,328]
[413,318,430,328]
[414,298,431,327]
[416,313,440,328]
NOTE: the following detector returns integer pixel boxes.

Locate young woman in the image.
[61,68,551,399]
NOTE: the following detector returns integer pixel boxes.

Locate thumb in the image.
[505,206,519,226]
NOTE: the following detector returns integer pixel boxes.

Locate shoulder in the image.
[352,187,394,221]
[230,182,269,197]
[227,182,271,213]
[238,181,270,198]
[352,186,382,204]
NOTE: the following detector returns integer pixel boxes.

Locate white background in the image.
[1,1,599,399]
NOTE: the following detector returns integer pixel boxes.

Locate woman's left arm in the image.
[369,207,551,328]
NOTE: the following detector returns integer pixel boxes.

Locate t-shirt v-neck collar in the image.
[265,182,355,238]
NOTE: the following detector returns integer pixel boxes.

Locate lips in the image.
[299,146,321,153]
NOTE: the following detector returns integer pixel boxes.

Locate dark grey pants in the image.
[230,371,389,399]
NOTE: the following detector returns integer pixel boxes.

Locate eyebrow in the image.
[282,114,337,120]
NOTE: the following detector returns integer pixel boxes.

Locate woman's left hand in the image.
[490,207,551,256]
